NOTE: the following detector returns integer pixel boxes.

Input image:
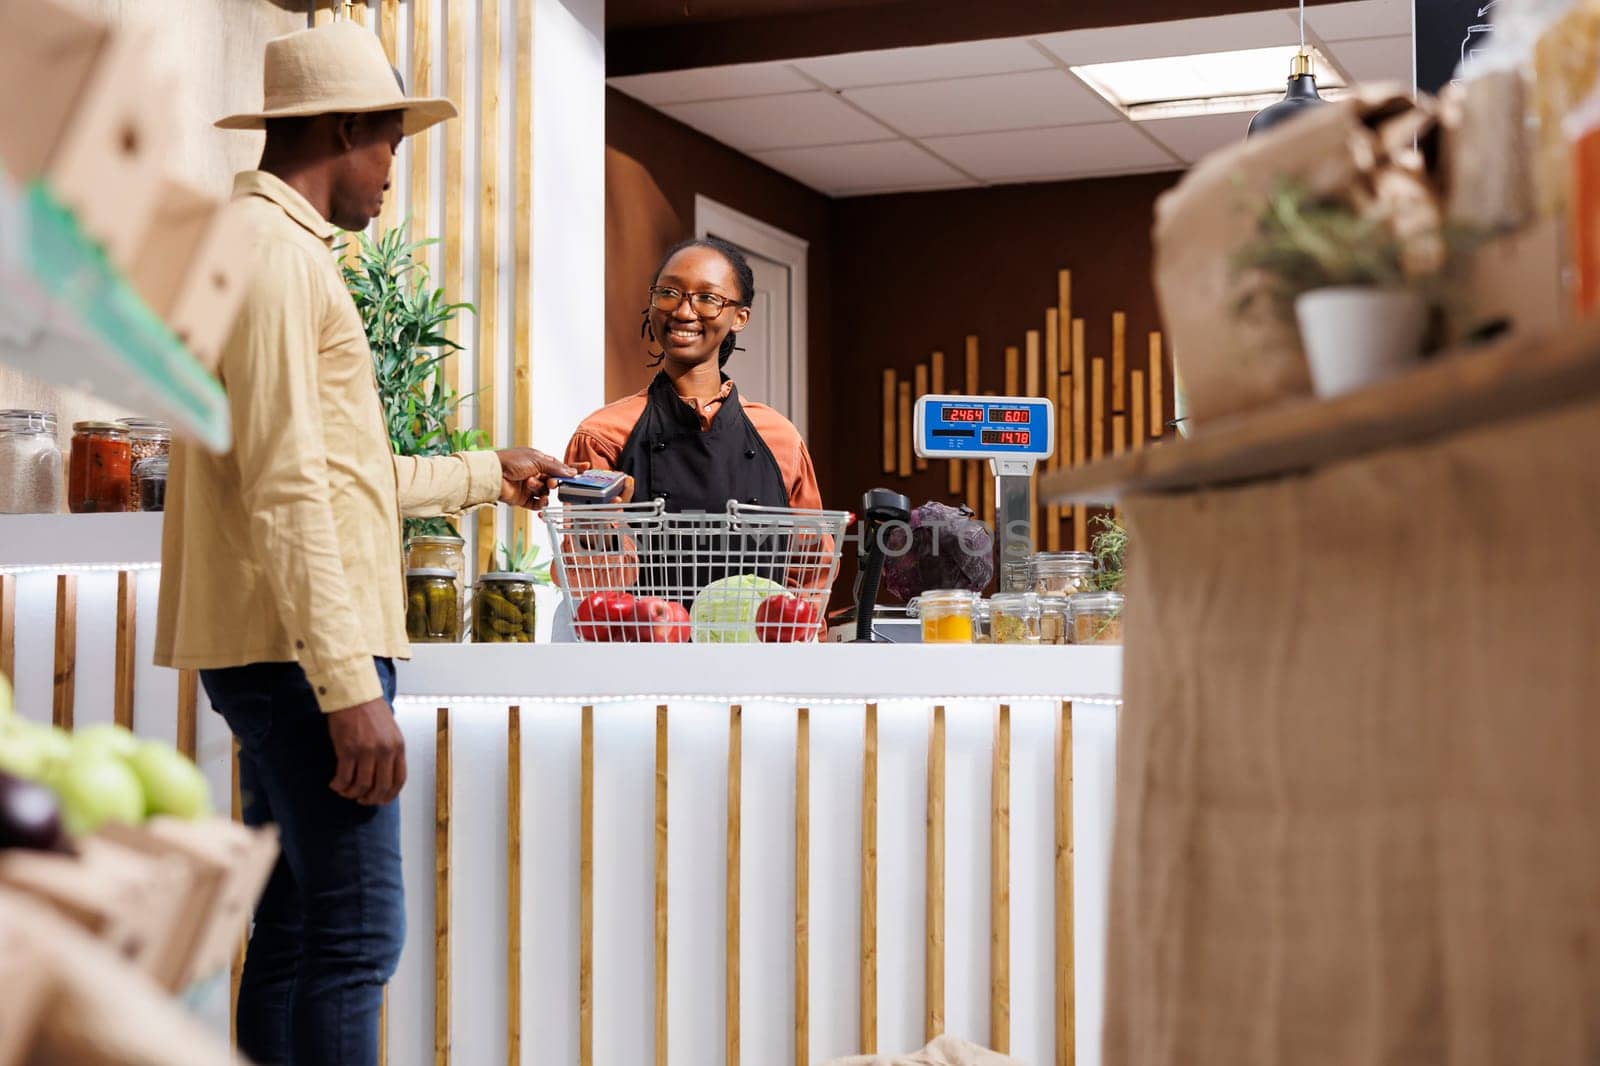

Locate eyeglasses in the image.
[648,285,741,319]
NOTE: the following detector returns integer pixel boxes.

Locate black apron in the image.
[615,372,790,599]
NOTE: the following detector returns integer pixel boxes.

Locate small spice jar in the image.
[68,421,131,513]
[1040,597,1070,645]
[133,455,168,512]
[473,573,539,643]
[406,568,460,643]
[1068,591,1125,645]
[0,410,63,514]
[918,589,978,644]
[988,592,1042,645]
[1029,552,1098,597]
[119,418,170,512]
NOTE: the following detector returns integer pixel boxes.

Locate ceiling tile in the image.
[1138,112,1252,164]
[753,140,968,195]
[793,38,1053,90]
[608,62,815,106]
[1323,35,1413,86]
[843,69,1120,139]
[1035,10,1299,66]
[1304,0,1412,41]
[661,91,894,152]
[922,122,1177,181]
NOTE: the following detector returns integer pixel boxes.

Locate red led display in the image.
[943,406,985,423]
[989,406,1031,423]
[981,429,1031,446]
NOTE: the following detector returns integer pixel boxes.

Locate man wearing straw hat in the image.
[155,22,572,1065]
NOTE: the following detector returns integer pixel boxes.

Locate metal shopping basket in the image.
[543,500,851,643]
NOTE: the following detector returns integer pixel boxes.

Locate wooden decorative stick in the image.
[1149,332,1164,437]
[1072,321,1088,551]
[377,0,401,236]
[408,0,431,243]
[511,0,535,559]
[882,370,896,475]
[0,574,14,684]
[861,704,879,1054]
[1005,346,1020,396]
[1131,370,1146,452]
[177,671,197,759]
[967,455,982,517]
[926,706,946,1042]
[914,363,929,471]
[1045,309,1062,551]
[726,705,742,1066]
[1091,360,1106,462]
[1111,312,1126,414]
[507,706,522,1066]
[795,708,811,1066]
[580,707,594,1066]
[898,381,913,478]
[442,0,468,417]
[1056,702,1075,1066]
[114,571,136,729]
[655,705,669,1066]
[52,575,75,730]
[1025,331,1041,397]
[965,336,981,503]
[1112,414,1127,458]
[991,705,1012,1054]
[931,349,945,395]
[475,0,502,576]
[435,708,451,1066]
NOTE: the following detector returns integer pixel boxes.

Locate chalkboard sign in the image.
[1415,0,1496,94]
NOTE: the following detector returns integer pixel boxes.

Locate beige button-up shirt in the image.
[155,171,502,711]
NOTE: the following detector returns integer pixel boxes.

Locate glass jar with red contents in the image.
[68,421,132,513]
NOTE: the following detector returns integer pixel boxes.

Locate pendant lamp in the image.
[1247,0,1327,137]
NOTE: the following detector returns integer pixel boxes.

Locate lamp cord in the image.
[1299,0,1306,51]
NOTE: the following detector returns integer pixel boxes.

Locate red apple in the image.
[755,592,819,643]
[575,590,635,642]
[630,597,691,643]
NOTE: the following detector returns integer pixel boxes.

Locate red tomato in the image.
[754,592,819,643]
[630,596,691,643]
[575,590,635,642]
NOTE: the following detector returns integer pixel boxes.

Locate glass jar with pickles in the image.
[406,568,460,643]
[407,534,467,639]
[988,592,1042,644]
[918,589,978,643]
[473,573,538,643]
[1068,591,1124,645]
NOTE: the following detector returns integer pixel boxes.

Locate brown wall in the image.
[604,88,835,409]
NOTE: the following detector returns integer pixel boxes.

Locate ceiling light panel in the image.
[794,37,1053,90]
[921,122,1176,182]
[843,68,1120,139]
[1072,45,1345,118]
[1303,0,1412,41]
[1037,10,1302,66]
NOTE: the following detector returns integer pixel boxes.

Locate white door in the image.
[723,245,791,415]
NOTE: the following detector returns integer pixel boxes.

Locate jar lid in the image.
[406,567,458,579]
[119,417,171,440]
[1029,551,1096,573]
[0,410,56,433]
[479,571,536,582]
[1067,591,1124,611]
[989,592,1040,609]
[920,588,979,604]
[134,455,169,476]
[72,420,129,437]
[408,535,466,547]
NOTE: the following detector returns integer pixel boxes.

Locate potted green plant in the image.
[1232,181,1430,397]
[341,227,483,540]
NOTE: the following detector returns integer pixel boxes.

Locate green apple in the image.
[0,673,12,722]
[51,752,146,835]
[73,723,141,760]
[0,722,71,781]
[128,742,211,819]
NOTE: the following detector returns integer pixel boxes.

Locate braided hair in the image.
[643,236,755,368]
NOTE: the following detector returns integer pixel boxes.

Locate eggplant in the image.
[0,769,66,852]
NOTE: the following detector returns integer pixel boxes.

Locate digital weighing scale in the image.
[915,393,1055,592]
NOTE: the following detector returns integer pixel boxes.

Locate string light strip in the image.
[0,561,162,576]
[394,693,1123,708]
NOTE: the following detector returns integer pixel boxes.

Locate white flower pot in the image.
[1294,286,1428,397]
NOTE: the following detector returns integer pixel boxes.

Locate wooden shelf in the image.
[1040,321,1600,504]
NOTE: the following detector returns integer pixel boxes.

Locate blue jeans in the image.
[201,659,405,1066]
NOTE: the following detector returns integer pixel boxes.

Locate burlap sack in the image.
[1102,397,1600,1066]
[1152,87,1437,426]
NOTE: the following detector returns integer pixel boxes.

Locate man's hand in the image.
[496,448,576,509]
[327,699,407,805]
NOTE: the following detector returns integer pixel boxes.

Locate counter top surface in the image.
[397,641,1122,703]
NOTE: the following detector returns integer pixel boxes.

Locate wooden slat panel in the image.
[377,0,401,239]
[930,350,945,394]
[882,369,897,474]
[967,454,982,517]
[860,702,878,1054]
[965,335,979,394]
[1071,319,1087,552]
[442,0,468,415]
[350,0,370,24]
[0,573,13,683]
[580,705,595,1066]
[1132,370,1147,453]
[897,381,913,478]
[795,707,811,1066]
[52,575,75,730]
[1112,414,1126,458]
[963,336,980,500]
[177,670,198,759]
[507,706,522,1066]
[1005,346,1019,396]
[314,2,332,26]
[1045,309,1062,550]
[511,0,534,555]
[1056,702,1075,1066]
[114,571,136,729]
[991,704,1011,1054]
[726,704,742,1066]
[1111,312,1126,413]
[408,0,432,242]
[926,705,946,1043]
[435,707,451,1066]
[1149,332,1165,438]
[914,364,929,471]
[655,704,669,1066]
[475,0,502,576]
[1026,330,1041,397]
[1091,360,1106,463]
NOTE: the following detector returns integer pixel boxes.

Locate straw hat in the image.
[217,21,456,136]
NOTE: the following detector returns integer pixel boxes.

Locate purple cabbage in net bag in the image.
[881,502,994,602]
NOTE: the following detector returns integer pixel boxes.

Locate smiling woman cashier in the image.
[564,237,822,512]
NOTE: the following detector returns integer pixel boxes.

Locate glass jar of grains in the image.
[406,568,460,643]
[0,410,63,514]
[133,455,168,512]
[918,589,978,644]
[473,573,539,643]
[119,418,170,512]
[1068,591,1125,645]
[1028,551,1097,597]
[988,592,1042,644]
[68,421,131,513]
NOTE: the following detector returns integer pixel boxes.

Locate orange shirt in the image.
[564,378,824,511]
